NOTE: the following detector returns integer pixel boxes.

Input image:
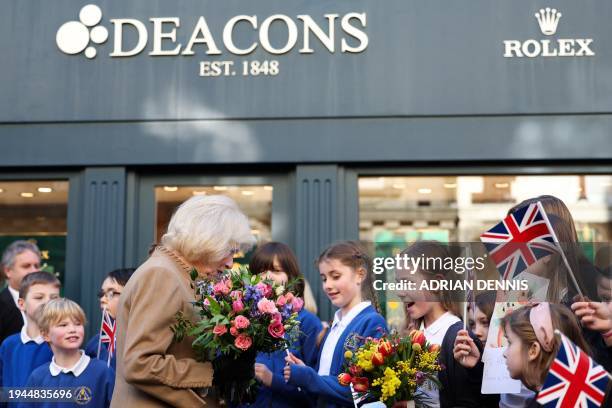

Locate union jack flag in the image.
[100,308,116,357]
[537,332,610,408]
[480,202,559,280]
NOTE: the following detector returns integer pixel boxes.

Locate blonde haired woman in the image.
[112,195,255,407]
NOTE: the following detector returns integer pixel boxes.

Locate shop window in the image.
[0,181,69,286]
[359,175,612,330]
[154,185,273,265]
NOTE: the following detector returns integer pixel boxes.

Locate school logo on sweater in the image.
[75,386,92,405]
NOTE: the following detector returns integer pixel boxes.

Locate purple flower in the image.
[415,371,425,385]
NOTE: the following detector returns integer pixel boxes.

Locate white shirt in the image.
[318,301,371,376]
[8,285,26,325]
[20,325,44,345]
[49,351,90,377]
[421,311,461,346]
[417,312,461,408]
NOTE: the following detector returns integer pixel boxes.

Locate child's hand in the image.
[571,301,612,334]
[284,352,305,366]
[254,363,273,387]
[453,329,481,368]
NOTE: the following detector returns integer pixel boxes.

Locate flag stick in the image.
[536,202,584,299]
[96,307,106,359]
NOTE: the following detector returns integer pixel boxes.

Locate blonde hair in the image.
[161,195,256,265]
[501,304,588,390]
[39,298,87,335]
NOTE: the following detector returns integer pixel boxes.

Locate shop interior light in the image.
[242,191,254,196]
[418,188,432,194]
[443,183,457,189]
[0,188,4,193]
[37,187,53,193]
[263,186,273,191]
[494,183,509,189]
[213,186,228,191]
[163,186,179,192]
[20,192,34,198]
[392,183,405,189]
[192,190,207,196]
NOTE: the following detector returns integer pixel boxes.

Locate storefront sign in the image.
[55,4,369,77]
[503,7,594,58]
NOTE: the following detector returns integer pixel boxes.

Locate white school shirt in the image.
[318,301,371,376]
[49,350,90,377]
[20,325,44,345]
[418,312,461,408]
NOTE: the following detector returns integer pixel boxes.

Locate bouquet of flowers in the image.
[338,330,442,408]
[172,265,303,404]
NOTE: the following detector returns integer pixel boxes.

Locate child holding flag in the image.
[85,268,135,370]
[500,303,610,407]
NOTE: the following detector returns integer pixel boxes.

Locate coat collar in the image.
[155,245,193,274]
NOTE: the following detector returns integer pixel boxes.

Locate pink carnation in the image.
[235,334,253,350]
[213,279,231,296]
[285,292,295,303]
[203,298,211,308]
[232,300,244,313]
[234,315,250,329]
[230,326,239,336]
[213,325,227,336]
[257,298,278,315]
[256,282,273,297]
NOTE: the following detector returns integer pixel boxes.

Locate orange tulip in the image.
[428,343,441,353]
[371,351,385,366]
[378,340,393,357]
[337,373,352,386]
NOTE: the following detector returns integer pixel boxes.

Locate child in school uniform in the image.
[0,272,60,389]
[241,242,322,408]
[396,241,491,408]
[499,303,599,407]
[25,298,115,408]
[284,241,388,408]
[84,268,135,370]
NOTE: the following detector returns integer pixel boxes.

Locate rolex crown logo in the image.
[534,7,561,36]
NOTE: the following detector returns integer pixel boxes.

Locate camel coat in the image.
[110,246,219,407]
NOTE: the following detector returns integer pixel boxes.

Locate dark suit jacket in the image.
[0,286,24,345]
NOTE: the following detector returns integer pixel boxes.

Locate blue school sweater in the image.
[84,334,116,371]
[23,355,114,408]
[288,305,387,408]
[245,309,323,408]
[0,331,53,387]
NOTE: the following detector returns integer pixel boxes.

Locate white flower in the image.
[275,285,285,296]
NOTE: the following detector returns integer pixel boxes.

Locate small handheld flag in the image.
[480,202,559,280]
[537,330,611,407]
[100,308,116,367]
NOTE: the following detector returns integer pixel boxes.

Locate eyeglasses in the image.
[97,290,121,300]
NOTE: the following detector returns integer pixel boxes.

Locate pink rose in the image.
[234,315,250,329]
[213,325,227,336]
[285,292,295,303]
[203,298,211,308]
[232,300,244,313]
[276,295,287,307]
[230,326,239,336]
[271,312,282,323]
[235,334,253,350]
[257,298,278,315]
[291,297,304,312]
[230,290,243,301]
[268,319,285,338]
